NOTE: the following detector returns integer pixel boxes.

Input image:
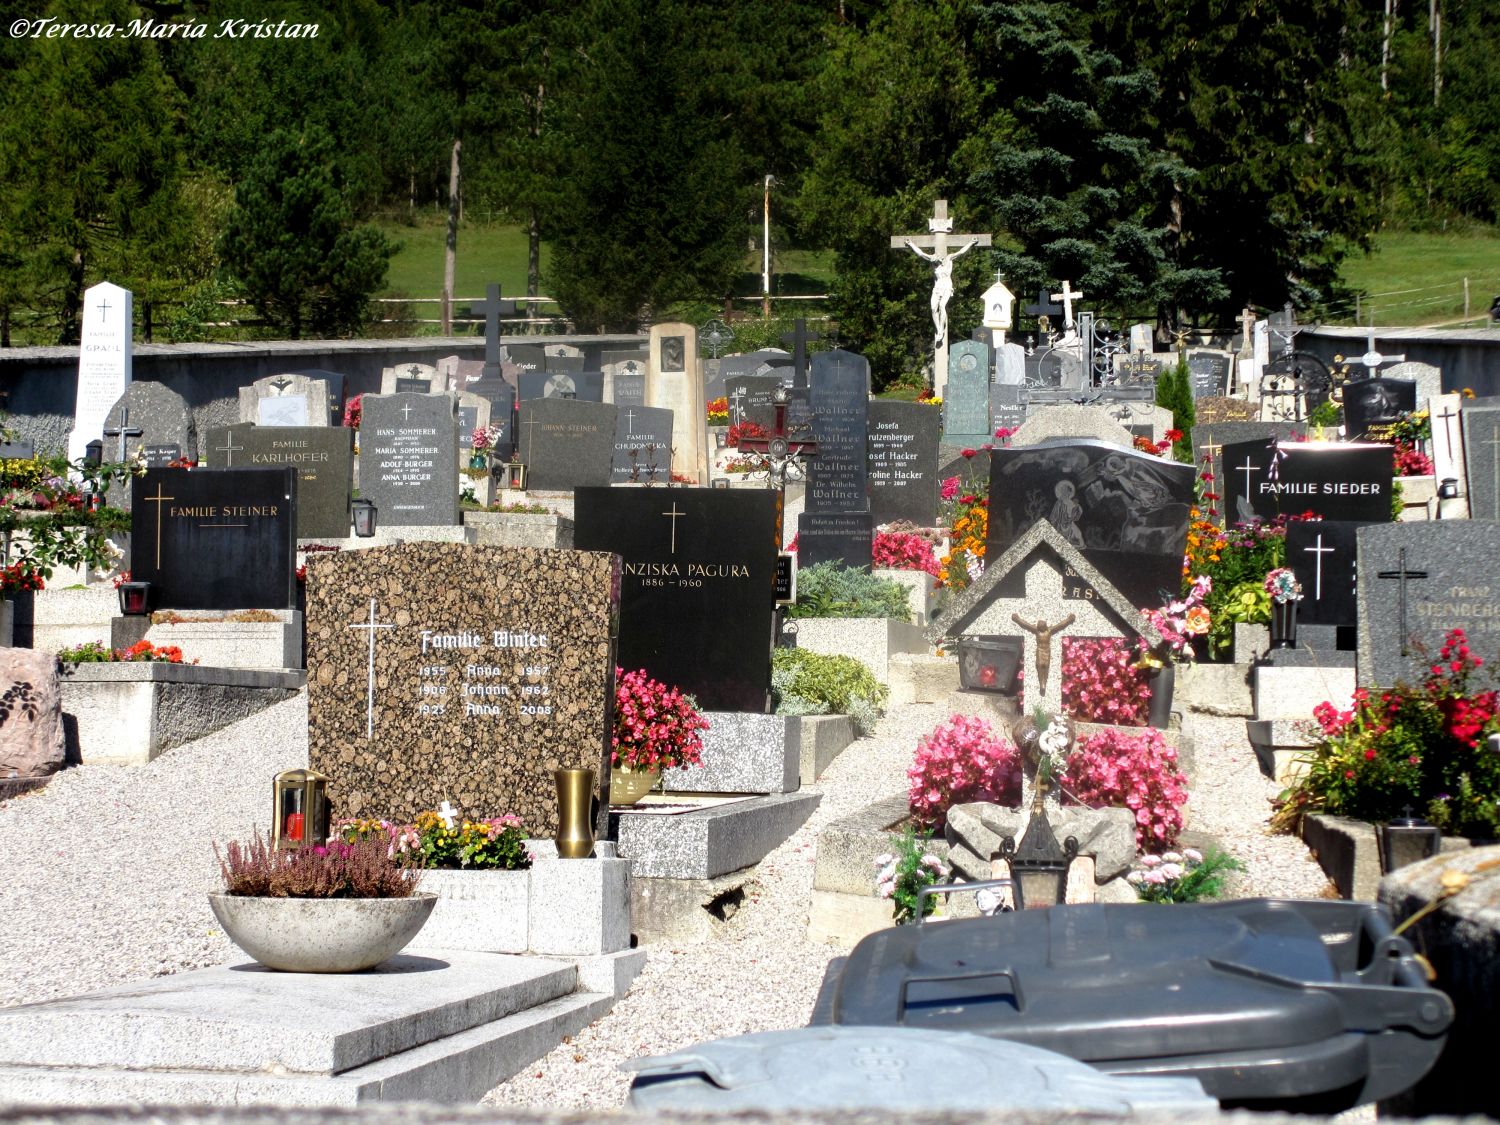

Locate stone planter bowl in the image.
[207,892,437,973]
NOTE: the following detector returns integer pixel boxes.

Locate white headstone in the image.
[996,342,1026,386]
[646,323,707,485]
[239,373,331,427]
[68,281,133,464]
[1129,323,1154,355]
[1384,361,1443,412]
[1429,392,1470,519]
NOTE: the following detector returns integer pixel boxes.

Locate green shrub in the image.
[771,647,887,735]
[787,561,911,620]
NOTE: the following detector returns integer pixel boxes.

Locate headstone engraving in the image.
[1187,350,1232,398]
[1220,438,1392,525]
[239,373,331,428]
[1342,377,1417,441]
[1286,520,1364,627]
[866,401,940,526]
[358,393,460,526]
[516,399,617,492]
[610,405,674,483]
[943,338,992,444]
[205,423,354,539]
[380,363,449,396]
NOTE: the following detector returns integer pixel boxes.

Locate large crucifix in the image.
[890,200,991,396]
[1050,281,1083,335]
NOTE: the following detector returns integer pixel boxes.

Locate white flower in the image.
[1183,848,1203,863]
[1140,854,1162,868]
[1126,870,1145,885]
[1143,869,1167,885]
[875,862,896,884]
[876,879,895,899]
[1160,863,1184,880]
[921,854,947,874]
[1161,851,1183,864]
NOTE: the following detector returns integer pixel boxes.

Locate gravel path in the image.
[0,691,1330,1110]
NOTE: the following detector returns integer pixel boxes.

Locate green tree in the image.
[218,126,396,338]
[1154,356,1194,463]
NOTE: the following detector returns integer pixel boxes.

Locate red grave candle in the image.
[285,812,305,841]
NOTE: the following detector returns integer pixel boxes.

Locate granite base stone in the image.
[628,871,760,945]
[1177,661,1252,717]
[612,792,821,880]
[298,525,472,552]
[1305,812,1479,903]
[1246,718,1318,785]
[800,714,855,784]
[144,612,303,671]
[812,794,915,897]
[15,586,116,654]
[463,510,575,550]
[662,712,800,795]
[807,888,897,946]
[872,568,938,626]
[1253,662,1355,721]
[792,617,929,685]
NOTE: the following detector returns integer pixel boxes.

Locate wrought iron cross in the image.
[1377,548,1428,657]
[103,408,142,463]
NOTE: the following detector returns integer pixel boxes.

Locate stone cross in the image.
[1359,327,1406,377]
[1049,281,1082,332]
[348,598,396,739]
[478,283,520,380]
[1237,307,1257,356]
[780,318,822,390]
[1303,534,1334,601]
[102,407,142,463]
[890,199,992,393]
[1376,548,1428,657]
[437,799,459,829]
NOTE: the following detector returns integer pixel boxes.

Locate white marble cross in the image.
[1360,327,1406,376]
[437,800,459,829]
[1303,534,1334,600]
[1050,281,1082,331]
[347,598,395,739]
[890,199,992,396]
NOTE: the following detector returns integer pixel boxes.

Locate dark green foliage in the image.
[218,126,396,338]
[786,561,912,620]
[1154,358,1195,462]
[771,646,887,734]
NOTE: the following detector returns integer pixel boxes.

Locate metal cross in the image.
[1360,327,1406,377]
[780,318,822,390]
[699,318,734,359]
[347,598,395,739]
[728,389,747,426]
[1377,548,1429,657]
[1235,456,1261,503]
[1049,280,1082,330]
[142,481,175,568]
[1433,401,1461,462]
[103,408,142,463]
[215,432,244,467]
[662,502,686,554]
[1303,534,1334,601]
[1024,289,1063,321]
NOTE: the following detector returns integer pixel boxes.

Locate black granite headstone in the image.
[987,438,1195,607]
[394,377,432,394]
[130,467,296,610]
[359,393,460,526]
[1220,439,1392,525]
[806,349,870,515]
[506,344,546,375]
[573,486,779,712]
[1187,351,1232,398]
[205,423,354,540]
[610,405,674,483]
[1287,519,1365,627]
[545,354,585,374]
[1343,376,1418,441]
[724,375,783,433]
[516,398,616,491]
[866,401,940,526]
[518,370,604,402]
[457,405,480,449]
[796,511,876,571]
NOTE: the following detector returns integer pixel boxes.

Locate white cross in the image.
[890,199,992,391]
[1050,281,1082,330]
[623,408,637,435]
[437,800,459,829]
[728,389,747,426]
[215,433,244,467]
[347,598,395,739]
[1238,307,1257,351]
[1360,327,1406,376]
[401,402,414,422]
[1236,456,1261,503]
[1303,534,1334,601]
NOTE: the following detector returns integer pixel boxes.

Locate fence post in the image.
[1464,277,1470,319]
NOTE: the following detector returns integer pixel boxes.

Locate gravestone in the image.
[455,391,492,453]
[1221,439,1392,525]
[1383,361,1444,410]
[1128,324,1155,354]
[437,355,486,392]
[130,467,296,610]
[358,393,460,526]
[1343,377,1418,441]
[988,438,1195,608]
[103,383,196,481]
[518,370,604,402]
[797,512,877,572]
[990,385,1027,436]
[293,368,348,424]
[1460,402,1500,520]
[68,281,132,465]
[506,344,546,377]
[1187,351,1233,398]
[516,399,617,492]
[1286,520,1365,628]
[724,374,783,432]
[611,405,674,484]
[305,542,617,836]
[799,348,872,569]
[1357,522,1500,688]
[544,354,585,375]
[238,373,331,428]
[204,423,353,539]
[866,401,940,526]
[995,341,1026,386]
[1104,400,1174,442]
[1011,406,1133,449]
[605,360,646,408]
[943,339,992,445]
[1116,354,1166,384]
[573,487,779,712]
[646,323,707,485]
[380,362,449,396]
[1428,393,1469,518]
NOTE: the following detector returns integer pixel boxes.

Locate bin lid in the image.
[624,1026,1216,1113]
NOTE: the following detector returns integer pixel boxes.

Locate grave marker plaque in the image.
[866,401,940,526]
[611,405,674,483]
[943,339,991,444]
[306,542,617,835]
[1187,351,1232,398]
[574,487,779,712]
[130,467,296,609]
[1343,377,1417,441]
[797,511,875,571]
[990,384,1027,436]
[380,363,448,396]
[394,376,432,394]
[724,375,783,432]
[1287,520,1364,627]
[358,393,460,526]
[141,444,181,468]
[205,423,353,539]
[1220,439,1392,525]
[517,399,616,492]
[240,373,330,428]
[608,363,646,408]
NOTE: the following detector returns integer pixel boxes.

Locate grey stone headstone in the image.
[1358,521,1500,687]
[611,405,674,483]
[239,373,331,428]
[1012,406,1132,449]
[943,339,991,444]
[796,511,874,571]
[505,344,544,377]
[205,422,353,539]
[1384,361,1443,409]
[104,383,196,511]
[606,362,646,407]
[516,399,617,492]
[518,370,604,402]
[990,385,1027,437]
[380,363,450,396]
[455,391,492,453]
[1461,403,1500,520]
[996,342,1026,387]
[725,375,783,432]
[358,393,460,526]
[544,343,583,359]
[866,401,940,526]
[545,354,585,374]
[806,349,871,516]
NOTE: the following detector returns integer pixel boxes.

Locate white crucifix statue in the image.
[890,199,992,396]
[348,598,395,739]
[1050,280,1083,335]
[981,271,1015,346]
[1360,328,1406,377]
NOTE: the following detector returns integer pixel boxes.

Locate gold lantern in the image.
[272,768,331,850]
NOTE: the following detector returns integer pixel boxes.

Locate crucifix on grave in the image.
[889,200,992,395]
[1237,307,1258,357]
[477,283,520,381]
[103,408,143,464]
[1377,548,1428,658]
[1050,281,1083,336]
[734,386,818,487]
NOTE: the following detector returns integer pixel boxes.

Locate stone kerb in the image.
[659,712,858,794]
[791,617,930,686]
[463,510,575,550]
[143,612,303,670]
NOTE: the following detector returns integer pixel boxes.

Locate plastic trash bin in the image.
[823,898,1453,1112]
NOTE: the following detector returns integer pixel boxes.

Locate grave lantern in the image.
[117,581,151,616]
[711,477,730,489]
[272,768,330,850]
[84,440,103,469]
[1438,478,1459,500]
[1377,811,1441,874]
[999,805,1079,910]
[351,498,378,538]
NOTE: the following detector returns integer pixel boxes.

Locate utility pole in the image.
[762,175,775,319]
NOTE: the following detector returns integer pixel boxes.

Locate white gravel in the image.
[0,691,1331,1110]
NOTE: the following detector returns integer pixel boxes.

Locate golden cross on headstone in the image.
[662,502,686,554]
[142,481,175,568]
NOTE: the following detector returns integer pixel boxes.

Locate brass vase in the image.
[553,768,596,859]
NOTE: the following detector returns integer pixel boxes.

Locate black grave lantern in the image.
[1000,807,1079,910]
[711,477,730,489]
[272,768,331,850]
[1377,811,1442,874]
[351,498,378,538]
[84,440,103,469]
[117,581,151,616]
[1438,478,1459,501]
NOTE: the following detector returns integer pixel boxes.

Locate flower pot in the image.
[1270,599,1298,650]
[1146,663,1175,730]
[609,766,660,806]
[207,892,436,973]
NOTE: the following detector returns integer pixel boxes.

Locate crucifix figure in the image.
[1010,612,1076,695]
[1237,307,1257,357]
[734,386,819,486]
[1303,534,1334,601]
[728,389,747,427]
[348,598,396,739]
[103,408,143,463]
[1377,548,1428,658]
[1050,281,1082,333]
[890,200,991,391]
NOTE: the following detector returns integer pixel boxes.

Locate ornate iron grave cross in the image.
[1376,548,1429,658]
[734,387,819,487]
[698,318,735,359]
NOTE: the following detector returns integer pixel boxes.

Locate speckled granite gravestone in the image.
[305,542,618,836]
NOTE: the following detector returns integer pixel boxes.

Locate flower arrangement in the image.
[1393,443,1434,477]
[908,714,1022,828]
[938,489,988,590]
[342,395,363,430]
[706,396,729,425]
[1275,629,1500,837]
[874,826,950,924]
[612,667,708,772]
[486,500,554,514]
[726,420,768,449]
[472,424,505,453]
[871,528,940,575]
[993,425,1017,446]
[57,639,188,664]
[1128,847,1244,903]
[721,454,765,474]
[0,561,44,595]
[340,811,532,870]
[1139,575,1212,663]
[1062,727,1189,852]
[216,831,421,898]
[0,454,133,585]
[1061,637,1151,725]
[1264,567,1302,603]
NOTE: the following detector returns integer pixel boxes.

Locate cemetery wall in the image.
[0,335,643,456]
[1304,327,1500,398]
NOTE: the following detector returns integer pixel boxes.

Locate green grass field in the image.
[1334,229,1500,327]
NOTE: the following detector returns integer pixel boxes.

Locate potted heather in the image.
[611,666,708,804]
[210,832,434,972]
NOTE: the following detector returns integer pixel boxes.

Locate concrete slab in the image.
[612,792,821,880]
